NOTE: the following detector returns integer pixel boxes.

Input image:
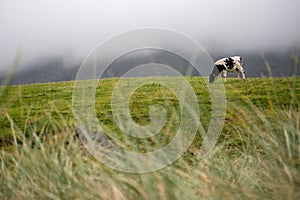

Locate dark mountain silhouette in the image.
[1,58,80,85]
[1,49,299,86]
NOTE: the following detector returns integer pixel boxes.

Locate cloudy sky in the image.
[1,0,300,72]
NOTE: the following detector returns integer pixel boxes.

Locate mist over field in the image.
[1,0,300,84]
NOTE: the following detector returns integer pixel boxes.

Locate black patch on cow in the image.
[224,57,234,69]
[236,68,239,72]
[212,65,220,74]
[216,64,226,72]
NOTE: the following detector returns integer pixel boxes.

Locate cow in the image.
[209,56,246,83]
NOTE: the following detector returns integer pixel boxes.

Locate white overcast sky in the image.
[0,0,300,72]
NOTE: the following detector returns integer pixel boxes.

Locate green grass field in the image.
[1,77,300,199]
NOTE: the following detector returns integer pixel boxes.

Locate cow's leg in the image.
[237,71,241,79]
[222,70,227,82]
[241,68,246,80]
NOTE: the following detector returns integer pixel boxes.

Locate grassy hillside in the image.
[0,77,298,147]
[1,77,300,199]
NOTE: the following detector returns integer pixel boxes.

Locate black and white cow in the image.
[209,56,246,83]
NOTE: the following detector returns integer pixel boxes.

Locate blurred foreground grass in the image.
[0,77,300,199]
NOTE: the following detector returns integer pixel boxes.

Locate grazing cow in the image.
[209,56,246,83]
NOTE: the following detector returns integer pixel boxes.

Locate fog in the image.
[1,0,300,73]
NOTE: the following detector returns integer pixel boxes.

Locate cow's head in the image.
[209,73,217,83]
[209,66,220,83]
